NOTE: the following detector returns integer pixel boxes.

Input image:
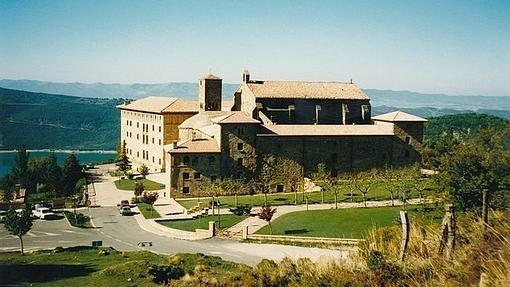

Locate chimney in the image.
[242,70,250,83]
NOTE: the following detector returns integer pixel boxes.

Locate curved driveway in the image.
[0,207,348,266]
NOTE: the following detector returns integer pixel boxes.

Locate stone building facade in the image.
[159,71,426,199]
[118,97,198,172]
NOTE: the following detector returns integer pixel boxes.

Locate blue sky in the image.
[0,0,509,96]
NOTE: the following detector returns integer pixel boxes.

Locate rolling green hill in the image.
[0,87,123,150]
[424,113,510,143]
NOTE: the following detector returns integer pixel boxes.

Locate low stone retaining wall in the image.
[134,213,214,240]
[245,233,363,246]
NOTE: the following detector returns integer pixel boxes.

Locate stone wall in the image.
[256,99,371,124]
[169,152,221,198]
[220,124,258,179]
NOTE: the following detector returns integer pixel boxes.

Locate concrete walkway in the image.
[227,198,423,234]
[87,164,169,207]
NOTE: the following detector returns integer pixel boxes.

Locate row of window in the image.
[126,147,162,165]
[182,155,216,166]
[125,120,162,133]
[125,131,162,146]
[123,111,162,123]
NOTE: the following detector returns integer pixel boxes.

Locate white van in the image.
[33,207,55,219]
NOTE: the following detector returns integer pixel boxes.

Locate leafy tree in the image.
[0,173,16,202]
[258,205,277,234]
[139,164,149,179]
[353,172,374,208]
[45,153,62,197]
[3,206,33,255]
[440,128,510,227]
[12,146,30,189]
[134,181,145,197]
[61,154,83,196]
[311,163,330,204]
[116,140,131,174]
[142,191,159,216]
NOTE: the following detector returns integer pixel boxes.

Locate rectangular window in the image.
[276,184,284,193]
[194,172,201,180]
[405,136,411,144]
[159,139,162,145]
[137,122,139,128]
[183,172,190,180]
[152,138,154,144]
[152,156,155,163]
[237,127,244,135]
[159,126,161,132]
[152,125,154,131]
[182,187,190,194]
[237,142,244,151]
[159,158,161,165]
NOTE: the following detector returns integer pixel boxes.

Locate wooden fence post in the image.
[399,210,409,262]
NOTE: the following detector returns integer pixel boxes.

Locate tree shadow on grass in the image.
[0,264,96,285]
[284,229,310,235]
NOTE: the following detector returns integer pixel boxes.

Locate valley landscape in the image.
[1,1,509,286]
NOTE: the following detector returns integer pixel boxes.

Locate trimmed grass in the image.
[176,179,430,210]
[63,211,93,228]
[0,247,244,286]
[256,205,435,239]
[158,214,247,231]
[137,203,161,219]
[114,178,165,191]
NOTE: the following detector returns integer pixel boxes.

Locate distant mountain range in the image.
[1,79,509,112]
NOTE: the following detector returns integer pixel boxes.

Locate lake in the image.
[0,150,117,177]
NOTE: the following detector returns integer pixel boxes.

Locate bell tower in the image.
[199,73,222,112]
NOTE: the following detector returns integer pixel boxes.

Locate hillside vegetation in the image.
[424,113,510,143]
[0,87,122,150]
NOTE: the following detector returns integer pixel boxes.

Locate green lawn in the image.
[0,247,244,286]
[256,206,432,239]
[114,178,165,191]
[177,179,429,210]
[137,203,161,219]
[158,214,247,231]
[63,211,93,228]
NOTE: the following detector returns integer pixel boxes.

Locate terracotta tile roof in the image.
[258,122,395,136]
[167,138,220,153]
[245,81,369,100]
[118,97,199,113]
[179,111,231,129]
[372,111,427,122]
[162,99,199,113]
[211,112,260,124]
[118,96,178,113]
[200,73,222,80]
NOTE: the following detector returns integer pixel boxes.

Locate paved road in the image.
[0,207,347,266]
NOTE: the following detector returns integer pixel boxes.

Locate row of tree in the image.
[0,147,85,202]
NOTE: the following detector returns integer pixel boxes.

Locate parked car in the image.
[117,200,130,208]
[0,210,7,223]
[33,207,55,219]
[119,206,133,216]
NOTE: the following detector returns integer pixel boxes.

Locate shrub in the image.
[148,265,184,284]
[229,205,252,216]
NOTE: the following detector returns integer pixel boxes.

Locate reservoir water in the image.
[0,150,116,177]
